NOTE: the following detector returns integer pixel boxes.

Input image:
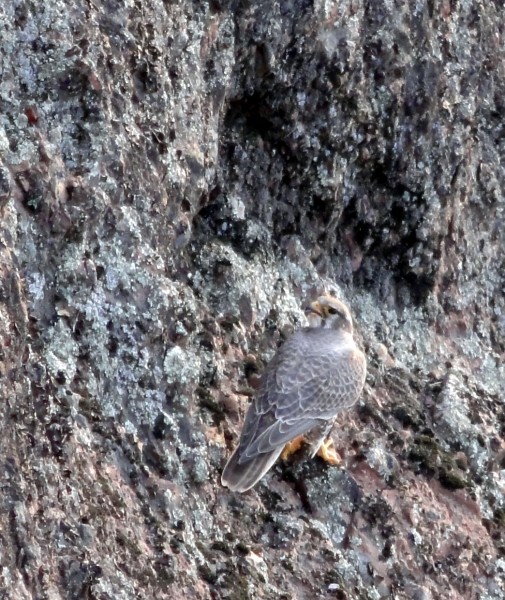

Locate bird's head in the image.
[304,295,354,333]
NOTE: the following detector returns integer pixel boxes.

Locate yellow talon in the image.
[281,435,305,460]
[316,438,341,465]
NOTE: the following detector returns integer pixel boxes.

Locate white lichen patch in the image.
[366,440,398,480]
[45,320,78,382]
[26,271,46,303]
[163,346,202,386]
[436,372,474,439]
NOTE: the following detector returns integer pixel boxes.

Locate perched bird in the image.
[221,295,367,492]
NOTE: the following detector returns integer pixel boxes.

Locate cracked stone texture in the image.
[0,0,504,599]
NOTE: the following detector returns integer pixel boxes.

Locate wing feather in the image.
[235,329,366,461]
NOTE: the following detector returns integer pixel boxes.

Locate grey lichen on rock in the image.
[0,0,504,599]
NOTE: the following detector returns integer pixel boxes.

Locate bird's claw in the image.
[316,438,342,465]
[281,435,305,460]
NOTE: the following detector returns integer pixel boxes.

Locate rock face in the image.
[0,1,504,598]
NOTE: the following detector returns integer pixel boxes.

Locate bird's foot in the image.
[316,438,341,465]
[281,435,305,460]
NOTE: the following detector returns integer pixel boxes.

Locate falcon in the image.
[221,295,367,492]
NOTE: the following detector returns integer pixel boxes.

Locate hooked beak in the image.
[304,300,323,318]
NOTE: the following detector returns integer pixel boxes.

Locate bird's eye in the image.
[327,307,338,315]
